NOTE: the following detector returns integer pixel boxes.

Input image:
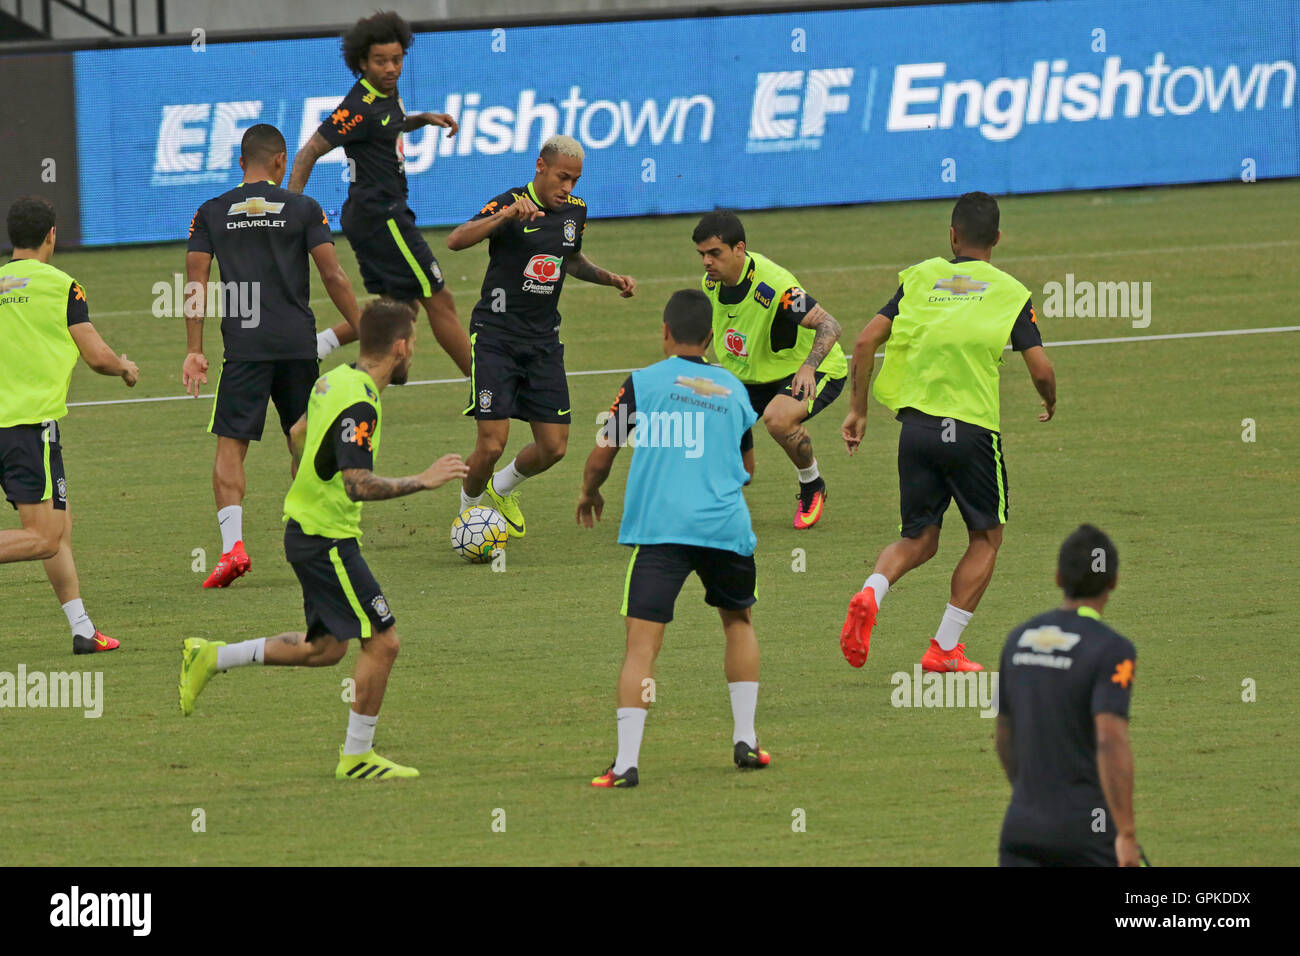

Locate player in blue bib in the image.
[576,290,771,788]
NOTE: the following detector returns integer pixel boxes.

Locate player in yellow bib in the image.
[0,197,139,654]
[693,211,846,529]
[839,192,1057,673]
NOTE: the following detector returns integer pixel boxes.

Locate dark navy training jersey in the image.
[188,182,334,362]
[316,78,409,225]
[999,607,1136,814]
[468,182,587,340]
[878,256,1042,352]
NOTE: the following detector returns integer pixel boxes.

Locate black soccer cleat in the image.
[734,741,772,770]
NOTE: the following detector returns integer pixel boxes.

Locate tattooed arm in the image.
[799,304,843,372]
[341,454,469,502]
[568,252,636,297]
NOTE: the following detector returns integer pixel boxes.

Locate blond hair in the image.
[540,134,585,163]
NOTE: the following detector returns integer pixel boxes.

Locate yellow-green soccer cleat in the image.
[485,477,525,538]
[179,638,224,716]
[335,745,420,780]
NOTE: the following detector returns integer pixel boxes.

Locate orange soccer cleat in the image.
[202,541,251,589]
[794,479,827,529]
[920,640,984,673]
[840,588,878,668]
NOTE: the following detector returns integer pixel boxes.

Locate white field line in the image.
[66,324,1300,409]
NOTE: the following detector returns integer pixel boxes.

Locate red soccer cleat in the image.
[794,479,827,530]
[920,640,984,673]
[840,588,878,668]
[73,630,119,655]
[202,541,251,589]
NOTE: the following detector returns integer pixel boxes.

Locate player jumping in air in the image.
[179,301,468,780]
[693,211,846,529]
[578,290,768,788]
[0,197,139,653]
[288,10,471,376]
[447,134,635,538]
[839,192,1057,673]
[183,124,361,589]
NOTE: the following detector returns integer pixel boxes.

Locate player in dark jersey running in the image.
[288,11,471,376]
[446,134,636,537]
[997,524,1140,866]
[1,196,139,654]
[179,300,468,780]
[840,192,1057,673]
[184,124,361,589]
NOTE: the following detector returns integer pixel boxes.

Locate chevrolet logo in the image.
[1017,625,1081,654]
[675,376,732,398]
[227,197,285,217]
[933,275,989,295]
[0,276,31,293]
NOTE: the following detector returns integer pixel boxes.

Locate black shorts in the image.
[621,543,756,624]
[897,408,1007,537]
[285,521,395,642]
[463,330,571,424]
[998,803,1119,867]
[745,370,845,420]
[208,358,318,442]
[0,421,66,511]
[344,206,445,301]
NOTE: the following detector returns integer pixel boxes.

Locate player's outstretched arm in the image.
[567,251,635,297]
[842,313,891,454]
[182,251,212,396]
[1022,345,1056,422]
[577,443,620,528]
[341,454,468,501]
[309,243,361,337]
[69,323,138,386]
[288,133,332,194]
[446,195,543,251]
[402,112,459,135]
[1096,713,1139,866]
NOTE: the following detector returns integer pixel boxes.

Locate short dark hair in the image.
[358,298,415,356]
[951,191,1000,248]
[241,123,286,166]
[341,11,413,75]
[663,289,713,345]
[691,210,745,247]
[1058,524,1118,599]
[6,195,56,250]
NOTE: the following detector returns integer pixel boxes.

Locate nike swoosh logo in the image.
[381,115,391,126]
[94,636,109,648]
[557,407,570,416]
[523,226,541,233]
[501,514,524,532]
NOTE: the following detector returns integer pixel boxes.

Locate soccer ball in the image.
[451,507,509,563]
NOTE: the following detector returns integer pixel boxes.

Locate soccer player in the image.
[839,192,1057,673]
[178,300,468,780]
[288,10,471,376]
[997,525,1139,866]
[183,123,362,589]
[693,210,846,529]
[0,196,139,653]
[448,134,635,537]
[577,290,768,788]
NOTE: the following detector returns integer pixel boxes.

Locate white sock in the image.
[317,328,340,360]
[61,599,95,639]
[492,458,528,496]
[344,710,378,756]
[613,707,647,774]
[864,573,890,608]
[460,487,484,513]
[796,459,820,484]
[217,505,243,554]
[934,603,973,652]
[728,681,759,747]
[216,637,265,671]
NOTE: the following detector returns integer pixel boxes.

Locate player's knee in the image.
[540,436,567,466]
[35,530,60,560]
[761,405,790,434]
[321,638,349,666]
[368,627,399,662]
[476,434,507,463]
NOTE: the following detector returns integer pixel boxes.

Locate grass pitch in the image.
[2,180,1298,865]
